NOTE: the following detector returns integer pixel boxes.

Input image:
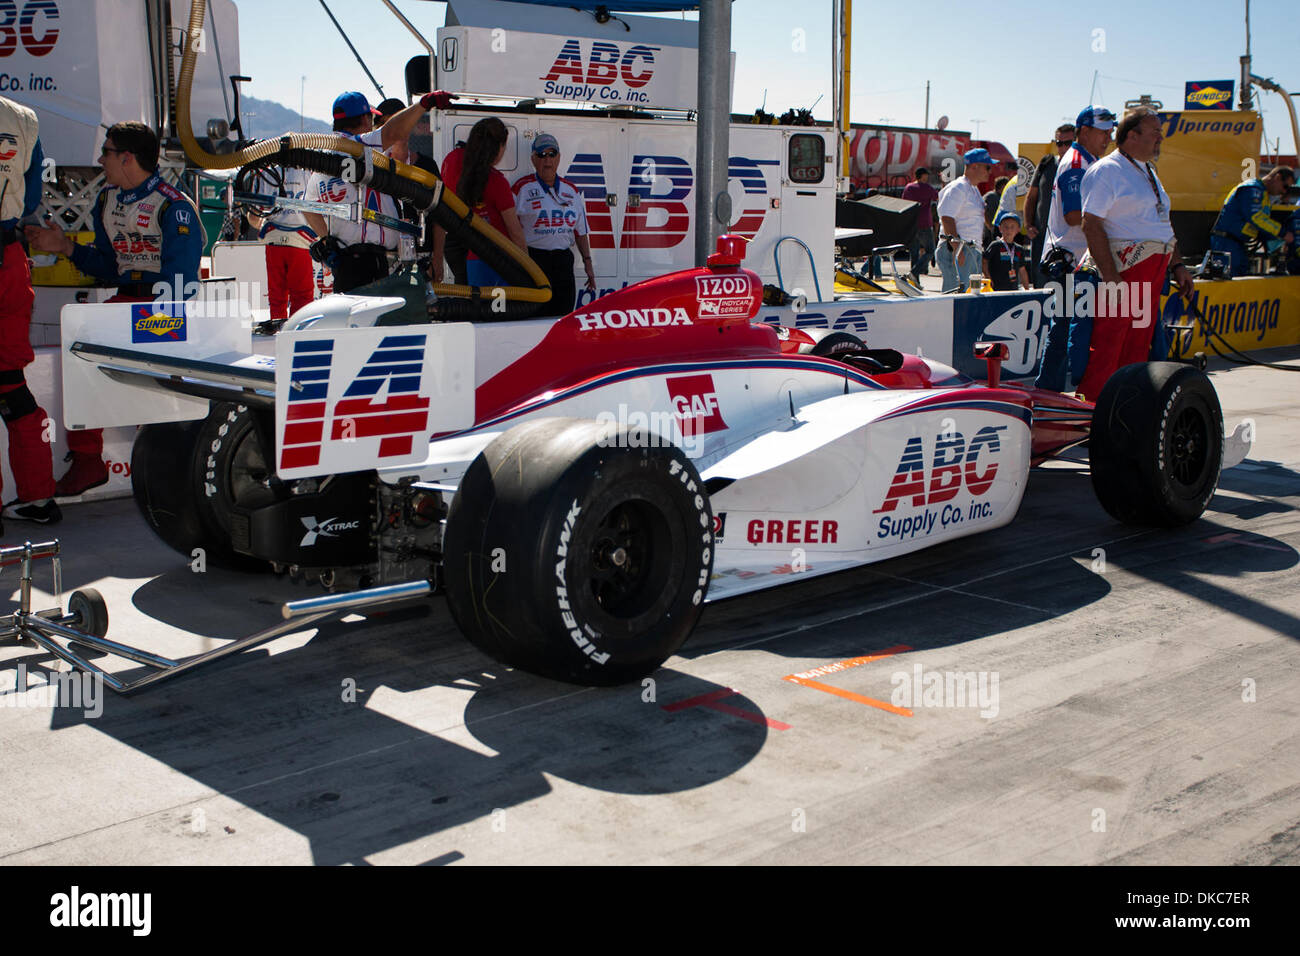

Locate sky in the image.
[231,0,1299,154]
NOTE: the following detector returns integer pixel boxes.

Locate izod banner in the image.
[1153,111,1262,213]
[1185,80,1235,111]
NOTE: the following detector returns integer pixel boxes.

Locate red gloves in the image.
[420,90,454,110]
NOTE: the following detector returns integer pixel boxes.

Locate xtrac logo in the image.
[667,374,727,437]
[280,334,433,471]
[565,153,778,251]
[299,515,362,548]
[0,0,59,58]
[874,426,1005,514]
[130,303,186,342]
[0,132,16,160]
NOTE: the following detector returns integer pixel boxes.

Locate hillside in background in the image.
[237,95,333,139]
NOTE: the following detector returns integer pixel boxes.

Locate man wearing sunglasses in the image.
[512,133,596,317]
[1022,123,1075,286]
[26,121,202,498]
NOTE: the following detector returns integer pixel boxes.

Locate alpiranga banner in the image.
[1153,111,1263,213]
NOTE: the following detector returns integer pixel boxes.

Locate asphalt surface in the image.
[1,347,1298,866]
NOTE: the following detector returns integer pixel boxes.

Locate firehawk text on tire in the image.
[443,418,714,686]
[1089,362,1224,526]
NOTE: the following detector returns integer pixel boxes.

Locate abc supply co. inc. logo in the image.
[0,0,60,57]
[873,424,1005,542]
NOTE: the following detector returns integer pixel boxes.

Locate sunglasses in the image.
[101,145,127,155]
[1055,140,1073,147]
[536,150,559,158]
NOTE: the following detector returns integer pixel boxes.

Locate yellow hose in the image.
[175,0,550,303]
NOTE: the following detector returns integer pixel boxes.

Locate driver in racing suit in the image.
[26,121,203,498]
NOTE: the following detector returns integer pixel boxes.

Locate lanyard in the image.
[1120,151,1166,215]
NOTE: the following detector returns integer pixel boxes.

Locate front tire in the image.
[1089,362,1223,526]
[443,418,714,685]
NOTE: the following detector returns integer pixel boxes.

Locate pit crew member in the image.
[1209,166,1296,276]
[1076,108,1194,401]
[0,95,60,526]
[511,133,595,317]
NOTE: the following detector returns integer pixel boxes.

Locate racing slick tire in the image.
[801,330,865,358]
[1089,362,1223,527]
[443,418,714,686]
[130,405,271,569]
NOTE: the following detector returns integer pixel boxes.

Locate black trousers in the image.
[528,246,577,318]
[332,243,390,294]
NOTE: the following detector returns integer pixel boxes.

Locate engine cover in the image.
[232,474,376,567]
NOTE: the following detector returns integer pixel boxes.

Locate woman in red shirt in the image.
[433,117,527,287]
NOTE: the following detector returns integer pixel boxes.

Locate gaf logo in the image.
[874,426,1005,513]
[130,303,186,342]
[667,374,727,436]
[540,39,659,88]
[576,307,691,331]
[280,334,432,471]
[0,0,59,58]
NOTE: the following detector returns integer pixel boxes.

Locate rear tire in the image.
[443,418,714,686]
[131,420,211,557]
[1089,362,1223,526]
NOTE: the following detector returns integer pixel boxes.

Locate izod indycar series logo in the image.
[130,304,186,342]
[540,39,659,103]
[874,425,1005,542]
[695,275,754,317]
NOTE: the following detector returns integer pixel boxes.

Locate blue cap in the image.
[963,147,994,166]
[1075,105,1117,131]
[332,91,379,120]
[994,209,1022,227]
[532,133,560,155]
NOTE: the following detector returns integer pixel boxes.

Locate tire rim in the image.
[224,420,277,513]
[585,499,674,621]
[1168,405,1210,489]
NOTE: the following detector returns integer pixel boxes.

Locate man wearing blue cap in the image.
[1034,105,1114,392]
[303,89,452,292]
[935,148,993,292]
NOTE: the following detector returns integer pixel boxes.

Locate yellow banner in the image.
[1164,275,1300,357]
[1154,111,1263,213]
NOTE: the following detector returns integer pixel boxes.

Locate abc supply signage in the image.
[1184,80,1235,111]
[437,26,730,111]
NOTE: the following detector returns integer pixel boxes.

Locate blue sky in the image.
[232,0,1298,153]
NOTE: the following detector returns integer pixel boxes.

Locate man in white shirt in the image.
[935,148,993,292]
[1075,108,1194,400]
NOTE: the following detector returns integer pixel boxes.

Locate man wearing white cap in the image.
[935,148,993,292]
[512,132,595,317]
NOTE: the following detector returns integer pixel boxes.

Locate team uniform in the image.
[983,237,1029,291]
[512,172,589,317]
[251,166,317,319]
[935,175,985,292]
[1041,142,1096,265]
[0,96,58,518]
[1075,150,1176,401]
[1210,178,1283,276]
[305,127,400,292]
[1033,141,1098,392]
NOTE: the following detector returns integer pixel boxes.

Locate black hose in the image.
[1187,299,1300,371]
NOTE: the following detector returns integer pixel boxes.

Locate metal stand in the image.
[2,538,432,695]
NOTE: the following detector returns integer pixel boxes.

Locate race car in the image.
[60,235,1231,687]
